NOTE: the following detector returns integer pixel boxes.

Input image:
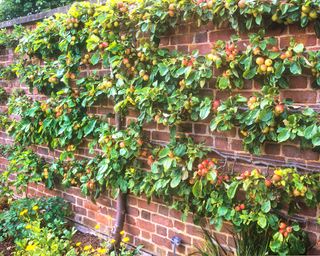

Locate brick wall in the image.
[0,15,320,256]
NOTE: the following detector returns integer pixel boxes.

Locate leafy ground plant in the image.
[0,197,71,242]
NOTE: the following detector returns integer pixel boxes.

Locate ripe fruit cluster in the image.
[81,53,91,65]
[279,222,293,238]
[48,76,58,84]
[99,42,109,50]
[181,57,195,67]
[65,17,79,30]
[225,43,238,61]
[300,5,318,20]
[197,159,217,177]
[247,96,257,110]
[235,203,246,212]
[237,170,251,180]
[256,56,274,74]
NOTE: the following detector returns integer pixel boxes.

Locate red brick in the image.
[195,32,208,43]
[141,210,151,220]
[152,234,171,248]
[264,143,281,155]
[156,225,168,236]
[280,35,316,48]
[152,214,173,227]
[209,30,233,42]
[281,90,317,103]
[171,34,193,45]
[137,199,158,212]
[186,224,202,237]
[215,137,229,149]
[124,224,140,236]
[288,76,308,89]
[83,200,99,211]
[189,43,212,54]
[127,205,139,217]
[137,219,155,232]
[158,205,169,216]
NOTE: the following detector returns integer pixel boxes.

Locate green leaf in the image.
[290,62,302,75]
[192,180,202,197]
[199,98,211,120]
[86,34,100,52]
[158,63,169,76]
[217,76,230,90]
[257,215,267,228]
[170,175,181,188]
[90,51,100,65]
[84,120,97,136]
[243,67,257,79]
[277,129,290,142]
[227,181,239,199]
[293,43,304,54]
[261,201,271,213]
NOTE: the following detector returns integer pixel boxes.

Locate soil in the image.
[0,231,102,255]
[71,231,103,248]
[0,239,15,256]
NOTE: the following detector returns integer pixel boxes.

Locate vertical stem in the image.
[110,112,127,249]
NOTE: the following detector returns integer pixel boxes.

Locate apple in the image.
[168,3,175,11]
[293,189,301,197]
[272,174,282,182]
[264,59,273,67]
[168,10,175,17]
[212,99,221,111]
[265,179,272,188]
[309,10,318,19]
[256,57,265,65]
[143,74,149,81]
[238,0,246,9]
[302,5,311,14]
[279,222,287,229]
[253,47,261,55]
[275,103,285,115]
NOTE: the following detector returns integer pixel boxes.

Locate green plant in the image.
[191,228,231,256]
[0,197,71,242]
[0,25,25,48]
[234,224,270,256]
[14,218,76,256]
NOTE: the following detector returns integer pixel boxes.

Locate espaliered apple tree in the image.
[0,0,320,254]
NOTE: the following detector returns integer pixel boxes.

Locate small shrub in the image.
[0,197,71,242]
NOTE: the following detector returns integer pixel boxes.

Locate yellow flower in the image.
[122,237,130,243]
[32,205,39,211]
[95,224,100,230]
[120,230,125,235]
[84,245,92,251]
[25,224,32,230]
[110,239,116,244]
[97,248,107,254]
[25,244,36,251]
[76,242,82,247]
[19,209,28,216]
